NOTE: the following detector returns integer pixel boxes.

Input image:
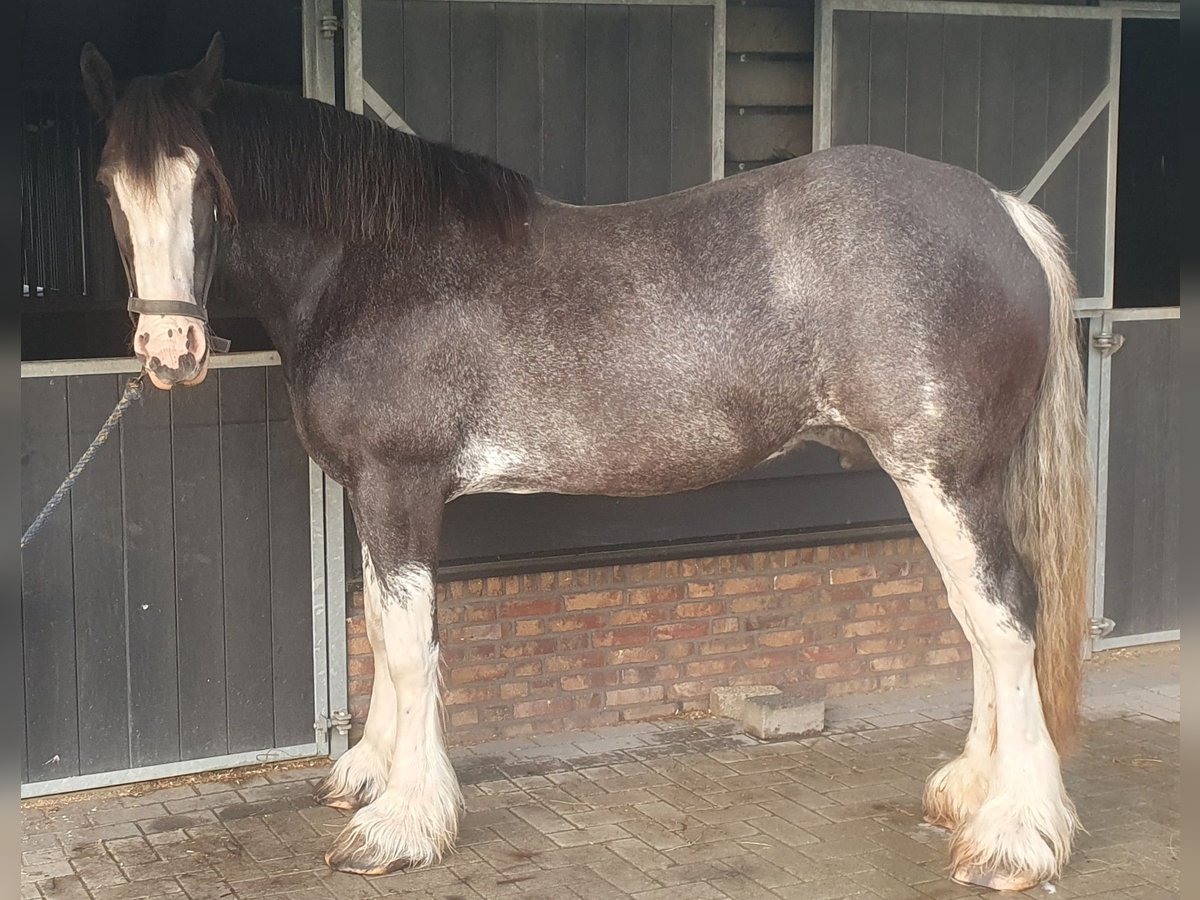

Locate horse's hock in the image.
[344,537,969,747]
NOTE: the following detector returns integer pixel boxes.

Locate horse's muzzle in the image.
[142,351,209,389]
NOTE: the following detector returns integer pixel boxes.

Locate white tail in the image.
[994,190,1093,755]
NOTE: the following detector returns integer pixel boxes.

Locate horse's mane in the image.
[111,75,537,246]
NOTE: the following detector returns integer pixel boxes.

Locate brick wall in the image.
[346,536,971,745]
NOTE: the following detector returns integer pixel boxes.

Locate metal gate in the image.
[1088,310,1179,648]
[813,0,1179,648]
[19,354,333,797]
[814,0,1120,308]
[344,0,727,197]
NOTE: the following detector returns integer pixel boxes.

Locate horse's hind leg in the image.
[893,471,1075,891]
[897,480,996,829]
[920,584,995,831]
[325,472,461,875]
[314,546,395,810]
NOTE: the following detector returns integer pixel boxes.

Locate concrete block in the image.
[742,693,825,741]
[710,685,782,719]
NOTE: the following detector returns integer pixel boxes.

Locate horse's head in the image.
[81,35,234,389]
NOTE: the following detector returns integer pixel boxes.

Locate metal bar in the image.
[1020,85,1114,202]
[344,0,364,115]
[22,352,282,379]
[1080,311,1103,661]
[824,0,1119,20]
[1095,629,1180,651]
[1108,307,1180,321]
[21,744,320,799]
[813,0,834,151]
[324,476,350,759]
[1089,312,1114,653]
[391,0,722,4]
[1098,0,1180,18]
[363,81,416,134]
[711,0,727,182]
[1102,17,1121,308]
[302,0,338,105]
[309,460,330,757]
[1074,297,1110,313]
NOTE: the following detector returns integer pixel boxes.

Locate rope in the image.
[20,374,145,550]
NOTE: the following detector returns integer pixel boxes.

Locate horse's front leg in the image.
[314,546,397,810]
[325,474,461,875]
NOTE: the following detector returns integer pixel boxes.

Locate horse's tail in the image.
[995,190,1093,755]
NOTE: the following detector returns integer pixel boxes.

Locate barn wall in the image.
[724,0,815,174]
[719,0,1097,176]
[346,536,971,745]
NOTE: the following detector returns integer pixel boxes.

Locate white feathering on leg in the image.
[327,562,462,872]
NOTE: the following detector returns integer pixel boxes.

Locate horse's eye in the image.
[97,181,111,200]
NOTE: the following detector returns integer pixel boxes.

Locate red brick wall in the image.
[346,537,971,746]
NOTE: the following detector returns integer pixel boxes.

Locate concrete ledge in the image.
[743,692,826,741]
[710,685,782,720]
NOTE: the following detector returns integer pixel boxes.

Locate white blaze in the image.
[112,148,208,367]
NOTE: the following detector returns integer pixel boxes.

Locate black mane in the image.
[111,75,538,246]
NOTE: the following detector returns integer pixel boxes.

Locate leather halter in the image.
[127,297,232,353]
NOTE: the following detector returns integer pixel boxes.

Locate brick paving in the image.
[23,647,1178,900]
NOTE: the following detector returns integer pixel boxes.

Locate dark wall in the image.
[22,0,302,84]
[1113,18,1179,309]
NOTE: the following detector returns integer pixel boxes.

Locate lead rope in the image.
[20,374,145,550]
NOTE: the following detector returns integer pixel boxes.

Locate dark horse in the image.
[82,37,1091,890]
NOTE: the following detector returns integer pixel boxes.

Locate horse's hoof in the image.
[313,777,370,811]
[313,748,388,811]
[324,846,414,876]
[952,868,1042,892]
[317,795,358,811]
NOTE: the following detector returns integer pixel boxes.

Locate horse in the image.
[80,35,1091,891]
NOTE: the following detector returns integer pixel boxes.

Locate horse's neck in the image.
[220,219,347,370]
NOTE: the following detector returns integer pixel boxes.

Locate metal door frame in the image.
[813,0,1122,312]
[1088,307,1180,651]
[303,0,352,761]
[343,0,728,183]
[19,352,331,798]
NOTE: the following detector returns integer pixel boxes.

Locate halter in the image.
[127,297,231,352]
[125,206,232,353]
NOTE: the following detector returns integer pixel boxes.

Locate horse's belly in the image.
[452,431,780,499]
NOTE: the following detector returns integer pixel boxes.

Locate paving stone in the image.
[70,853,127,891]
[119,786,199,807]
[90,803,169,826]
[37,874,91,900]
[629,882,729,899]
[139,812,218,835]
[103,836,159,868]
[772,876,874,899]
[91,877,185,900]
[61,823,142,849]
[165,792,241,815]
[175,871,236,900]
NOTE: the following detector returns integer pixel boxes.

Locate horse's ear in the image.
[186,33,225,107]
[80,43,115,120]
